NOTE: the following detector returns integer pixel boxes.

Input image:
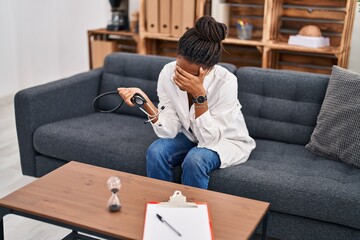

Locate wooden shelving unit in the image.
[88,0,356,74]
[221,0,356,74]
[87,29,139,69]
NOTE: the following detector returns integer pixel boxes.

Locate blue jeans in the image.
[146,133,221,189]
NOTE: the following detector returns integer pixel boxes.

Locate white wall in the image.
[348,2,360,73]
[0,0,140,98]
[0,0,19,97]
[0,0,110,98]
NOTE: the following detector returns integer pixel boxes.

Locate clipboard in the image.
[143,191,213,240]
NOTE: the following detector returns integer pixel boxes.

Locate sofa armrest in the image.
[15,68,103,176]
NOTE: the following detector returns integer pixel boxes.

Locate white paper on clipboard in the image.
[142,191,213,240]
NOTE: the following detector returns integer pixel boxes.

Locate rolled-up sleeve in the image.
[151,110,181,138]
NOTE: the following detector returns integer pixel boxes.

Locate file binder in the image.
[182,0,195,33]
[146,0,159,33]
[143,191,213,240]
[159,0,171,34]
[171,0,182,37]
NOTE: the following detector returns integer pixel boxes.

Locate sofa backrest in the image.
[98,53,175,118]
[98,52,236,118]
[236,67,330,145]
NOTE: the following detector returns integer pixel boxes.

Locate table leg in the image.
[62,230,78,240]
[0,207,12,240]
[261,212,269,240]
[0,207,119,240]
[62,230,105,240]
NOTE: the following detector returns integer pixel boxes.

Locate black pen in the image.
[156,213,182,237]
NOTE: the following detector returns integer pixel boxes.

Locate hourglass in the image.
[107,176,122,212]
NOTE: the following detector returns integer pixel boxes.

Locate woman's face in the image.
[174,55,213,93]
[176,56,203,76]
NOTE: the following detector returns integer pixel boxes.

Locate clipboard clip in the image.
[158,190,197,208]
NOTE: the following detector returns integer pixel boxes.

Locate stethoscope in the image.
[93,90,124,113]
[93,90,164,123]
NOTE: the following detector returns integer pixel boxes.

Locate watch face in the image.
[197,95,206,104]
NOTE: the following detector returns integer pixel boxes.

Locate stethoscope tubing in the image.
[93,90,164,124]
[93,90,124,113]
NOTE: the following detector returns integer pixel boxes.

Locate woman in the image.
[118,16,255,189]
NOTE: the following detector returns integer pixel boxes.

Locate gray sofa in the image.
[15,52,360,240]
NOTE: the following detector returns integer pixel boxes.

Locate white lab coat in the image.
[150,61,256,168]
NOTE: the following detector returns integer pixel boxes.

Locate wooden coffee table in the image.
[0,161,270,240]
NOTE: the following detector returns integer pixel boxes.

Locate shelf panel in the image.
[142,34,264,47]
[221,44,262,68]
[269,49,338,74]
[266,41,342,55]
[88,29,137,37]
[283,0,347,7]
[224,38,263,46]
[142,32,180,41]
[88,29,139,44]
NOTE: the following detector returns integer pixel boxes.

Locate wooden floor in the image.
[0,94,71,239]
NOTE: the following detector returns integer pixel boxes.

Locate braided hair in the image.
[177,15,227,69]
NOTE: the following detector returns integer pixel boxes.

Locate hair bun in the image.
[194,16,227,42]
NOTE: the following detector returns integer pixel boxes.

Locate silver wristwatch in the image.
[192,95,207,104]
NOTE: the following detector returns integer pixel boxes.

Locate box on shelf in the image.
[288,35,330,48]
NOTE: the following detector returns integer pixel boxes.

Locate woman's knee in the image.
[182,148,220,171]
[147,139,165,158]
[146,139,168,165]
[182,148,206,169]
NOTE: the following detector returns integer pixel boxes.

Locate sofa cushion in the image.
[33,113,158,175]
[237,67,330,145]
[306,66,360,168]
[208,139,360,230]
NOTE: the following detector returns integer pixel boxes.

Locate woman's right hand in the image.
[118,87,159,121]
[117,87,145,107]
